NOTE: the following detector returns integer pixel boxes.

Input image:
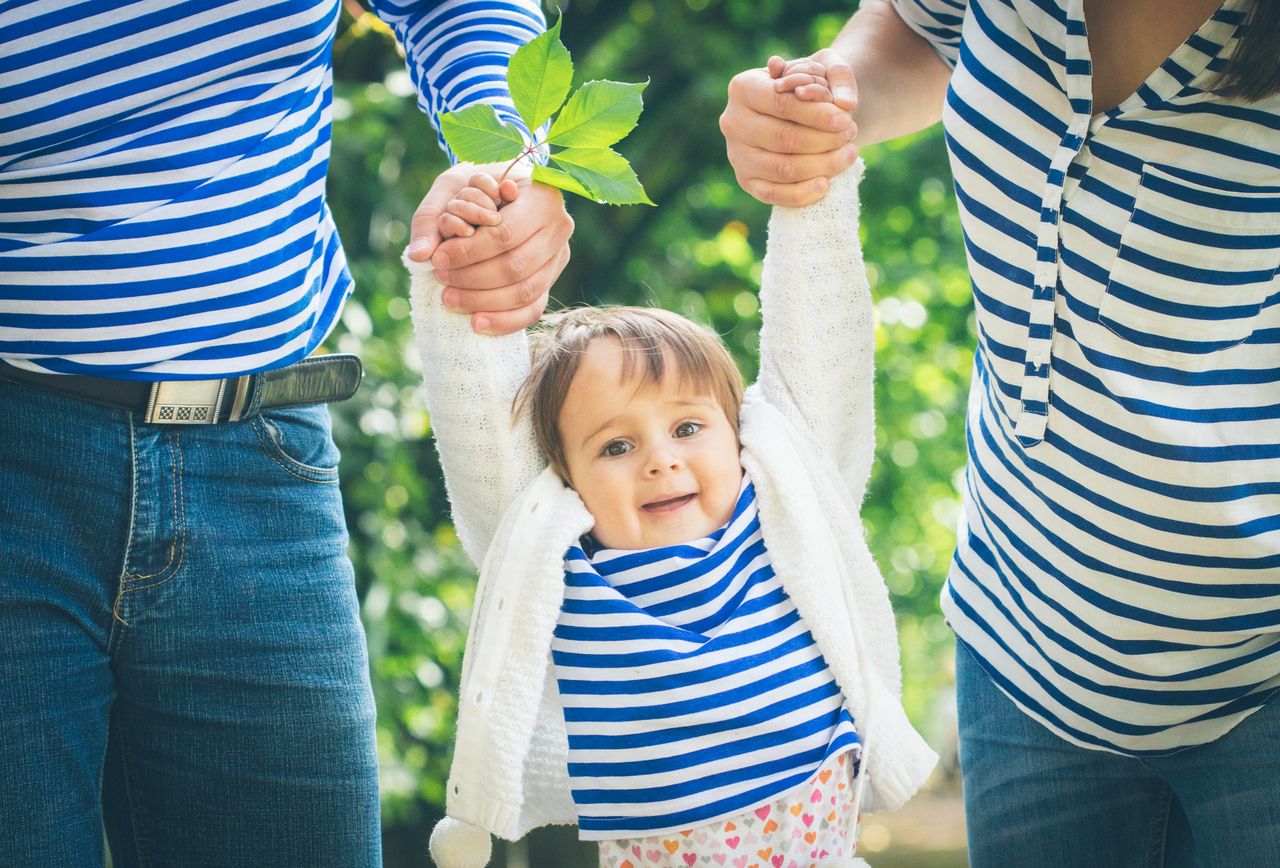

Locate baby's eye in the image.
[674,421,702,438]
[602,440,631,457]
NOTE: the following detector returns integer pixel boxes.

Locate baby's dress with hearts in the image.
[597,752,859,868]
[553,476,863,868]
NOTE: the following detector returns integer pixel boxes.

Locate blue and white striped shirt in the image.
[0,0,544,379]
[552,478,860,839]
[894,0,1280,754]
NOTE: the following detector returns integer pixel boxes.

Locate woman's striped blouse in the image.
[0,0,544,379]
[893,0,1280,754]
[552,479,861,839]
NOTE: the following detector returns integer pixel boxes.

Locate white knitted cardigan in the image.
[408,165,937,857]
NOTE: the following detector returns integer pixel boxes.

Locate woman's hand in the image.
[720,49,860,207]
[719,0,951,206]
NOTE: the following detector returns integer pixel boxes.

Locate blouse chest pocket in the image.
[1098,164,1280,363]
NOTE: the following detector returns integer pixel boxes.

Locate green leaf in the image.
[438,104,526,163]
[531,163,593,200]
[550,147,654,206]
[546,79,646,149]
[508,15,573,133]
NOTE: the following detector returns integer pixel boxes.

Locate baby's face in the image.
[558,338,742,551]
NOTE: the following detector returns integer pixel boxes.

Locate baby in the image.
[412,61,934,868]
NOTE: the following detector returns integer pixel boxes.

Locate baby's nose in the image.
[645,448,681,475]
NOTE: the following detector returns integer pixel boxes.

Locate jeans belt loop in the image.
[240,371,267,420]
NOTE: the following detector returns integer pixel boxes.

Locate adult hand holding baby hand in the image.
[407,162,574,335]
[720,49,860,207]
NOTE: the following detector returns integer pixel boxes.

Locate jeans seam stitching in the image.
[112,413,141,632]
[251,415,339,484]
[120,430,186,591]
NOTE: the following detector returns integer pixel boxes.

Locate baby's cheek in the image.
[588,520,631,551]
[581,495,632,549]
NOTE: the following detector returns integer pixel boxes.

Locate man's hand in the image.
[720,49,861,207]
[407,162,573,335]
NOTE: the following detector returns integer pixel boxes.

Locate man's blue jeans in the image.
[957,640,1280,867]
[0,379,381,867]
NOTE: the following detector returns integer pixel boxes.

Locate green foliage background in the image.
[327,0,973,857]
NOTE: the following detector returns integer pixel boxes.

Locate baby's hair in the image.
[515,306,745,482]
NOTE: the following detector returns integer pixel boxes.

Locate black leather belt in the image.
[0,354,363,425]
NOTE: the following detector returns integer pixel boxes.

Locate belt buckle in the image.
[144,377,251,424]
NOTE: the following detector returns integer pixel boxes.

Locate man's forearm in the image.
[834,0,953,147]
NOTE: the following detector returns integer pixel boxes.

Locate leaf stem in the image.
[500,140,545,183]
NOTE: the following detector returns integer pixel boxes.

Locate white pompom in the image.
[429,817,492,868]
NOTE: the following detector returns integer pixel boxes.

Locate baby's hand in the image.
[767,55,836,104]
[438,172,520,240]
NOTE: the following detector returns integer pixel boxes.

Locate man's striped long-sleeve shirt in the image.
[0,0,544,378]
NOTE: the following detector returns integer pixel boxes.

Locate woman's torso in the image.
[920,0,1280,754]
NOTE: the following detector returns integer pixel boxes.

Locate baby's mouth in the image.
[641,493,696,514]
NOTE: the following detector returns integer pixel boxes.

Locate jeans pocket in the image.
[1097,163,1280,366]
[252,405,340,483]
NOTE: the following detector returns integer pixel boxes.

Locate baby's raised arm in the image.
[753,130,874,505]
[407,174,545,566]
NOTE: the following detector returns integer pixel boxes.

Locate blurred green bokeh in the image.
[327,2,973,862]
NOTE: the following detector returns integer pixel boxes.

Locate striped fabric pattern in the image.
[552,478,861,840]
[0,0,544,379]
[893,0,1280,754]
[374,0,545,157]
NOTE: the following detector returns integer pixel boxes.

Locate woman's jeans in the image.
[0,380,380,867]
[957,640,1280,867]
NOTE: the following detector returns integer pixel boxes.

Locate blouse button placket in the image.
[1014,8,1091,448]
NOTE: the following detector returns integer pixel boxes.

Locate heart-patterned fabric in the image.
[597,750,860,868]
